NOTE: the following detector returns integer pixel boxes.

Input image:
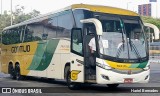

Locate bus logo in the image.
[128,70,132,75]
[2,88,11,93]
[71,70,81,80]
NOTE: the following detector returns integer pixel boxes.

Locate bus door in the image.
[70,28,84,82]
[83,24,97,80]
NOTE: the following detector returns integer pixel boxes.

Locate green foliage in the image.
[0,11,11,31]
[141,16,160,29]
[0,5,41,32]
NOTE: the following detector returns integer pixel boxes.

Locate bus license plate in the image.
[124,78,133,83]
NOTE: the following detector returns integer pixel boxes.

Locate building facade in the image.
[138,4,151,16]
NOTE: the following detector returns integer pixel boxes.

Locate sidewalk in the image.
[0,72,9,78]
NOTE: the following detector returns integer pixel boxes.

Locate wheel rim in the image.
[10,68,14,79]
[16,70,20,80]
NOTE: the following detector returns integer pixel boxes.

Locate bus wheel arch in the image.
[64,63,70,79]
[8,62,13,74]
[64,64,79,90]
[8,62,15,79]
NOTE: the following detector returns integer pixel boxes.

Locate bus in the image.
[1,4,149,89]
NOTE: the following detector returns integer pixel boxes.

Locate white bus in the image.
[1,4,149,89]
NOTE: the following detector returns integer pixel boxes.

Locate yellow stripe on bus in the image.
[105,60,139,70]
[72,4,138,16]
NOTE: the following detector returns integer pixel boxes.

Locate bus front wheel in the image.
[65,66,79,90]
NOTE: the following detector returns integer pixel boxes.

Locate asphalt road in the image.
[0,63,160,96]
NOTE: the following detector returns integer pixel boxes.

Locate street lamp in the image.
[10,0,13,25]
[156,2,158,18]
[1,0,2,14]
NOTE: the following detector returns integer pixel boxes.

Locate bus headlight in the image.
[96,63,112,70]
[143,65,150,71]
[101,74,110,80]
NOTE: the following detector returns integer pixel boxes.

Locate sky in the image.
[0,0,158,17]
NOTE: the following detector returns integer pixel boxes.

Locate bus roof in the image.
[3,4,139,31]
[71,4,138,16]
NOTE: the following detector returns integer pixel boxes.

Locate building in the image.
[138,4,151,16]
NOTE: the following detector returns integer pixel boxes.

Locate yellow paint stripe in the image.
[72,4,138,16]
[105,60,139,70]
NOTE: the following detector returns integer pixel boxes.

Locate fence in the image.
[149,42,160,64]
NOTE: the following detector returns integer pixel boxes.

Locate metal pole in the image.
[1,0,2,14]
[11,0,13,25]
[156,2,158,18]
[127,2,131,10]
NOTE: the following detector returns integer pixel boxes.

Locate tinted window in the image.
[73,9,92,28]
[12,28,21,44]
[57,11,74,38]
[2,27,22,45]
[2,31,7,44]
[24,23,43,42]
[71,29,83,55]
[43,17,57,39]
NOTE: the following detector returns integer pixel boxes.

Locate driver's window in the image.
[71,28,83,55]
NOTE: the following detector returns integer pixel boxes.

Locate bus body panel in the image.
[1,39,71,79]
[26,39,71,79]
[96,66,150,84]
[96,58,150,84]
[70,53,84,83]
[1,41,38,74]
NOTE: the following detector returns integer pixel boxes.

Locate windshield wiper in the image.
[116,20,125,58]
[116,30,126,58]
[116,43,125,58]
[128,38,141,59]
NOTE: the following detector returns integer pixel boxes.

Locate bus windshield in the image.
[98,15,147,61]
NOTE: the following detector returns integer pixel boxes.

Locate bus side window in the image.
[30,24,43,41]
[14,28,21,44]
[6,30,11,44]
[2,31,7,45]
[24,26,33,42]
[57,10,74,38]
[24,23,43,42]
[43,17,57,40]
[71,28,83,55]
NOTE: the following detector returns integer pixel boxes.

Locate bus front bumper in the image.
[96,67,150,84]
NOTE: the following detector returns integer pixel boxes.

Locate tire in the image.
[65,66,79,90]
[15,65,22,80]
[8,65,15,79]
[107,84,119,88]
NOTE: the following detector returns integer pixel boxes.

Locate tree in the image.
[13,6,40,24]
[29,9,40,18]
[0,5,41,32]
[0,11,11,31]
[141,16,160,29]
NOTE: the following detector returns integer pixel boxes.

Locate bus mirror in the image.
[80,18,103,35]
[144,26,150,40]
